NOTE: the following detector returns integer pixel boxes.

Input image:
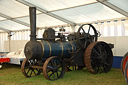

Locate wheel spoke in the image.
[103,62,109,66]
[33,70,36,75]
[47,66,53,69]
[100,66,104,73]
[30,70,32,76]
[35,68,39,72]
[98,59,109,66]
[91,60,99,65]
[98,45,102,54]
[58,69,62,72]
[93,65,99,73]
[47,69,52,73]
[51,59,55,67]
[26,69,30,74]
[56,72,59,78]
[92,48,100,55]
[88,26,91,34]
[53,59,57,66]
[75,65,78,70]
[84,41,87,48]
[81,27,86,34]
[91,57,101,62]
[97,66,100,73]
[57,65,62,69]
[48,72,54,78]
[53,73,55,80]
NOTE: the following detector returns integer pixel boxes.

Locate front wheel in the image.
[21,58,41,77]
[43,56,65,80]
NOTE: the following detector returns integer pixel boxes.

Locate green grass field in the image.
[0,64,127,85]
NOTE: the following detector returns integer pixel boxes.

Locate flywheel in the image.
[84,41,113,74]
[76,24,98,49]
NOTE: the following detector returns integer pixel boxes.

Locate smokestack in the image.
[29,7,36,41]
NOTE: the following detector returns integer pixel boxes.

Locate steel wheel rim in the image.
[43,56,65,80]
[84,41,113,74]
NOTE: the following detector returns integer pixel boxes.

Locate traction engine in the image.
[21,7,113,80]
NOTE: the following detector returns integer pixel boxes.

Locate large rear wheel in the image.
[84,41,113,74]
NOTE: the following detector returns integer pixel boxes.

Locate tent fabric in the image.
[52,3,124,23]
[108,0,128,12]
[0,32,8,52]
[0,0,29,18]
[0,20,128,52]
[0,16,5,20]
[24,0,97,11]
[16,13,66,27]
[0,0,41,18]
[0,20,127,52]
[0,20,29,30]
[0,0,127,31]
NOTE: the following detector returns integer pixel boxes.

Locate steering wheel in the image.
[76,24,98,49]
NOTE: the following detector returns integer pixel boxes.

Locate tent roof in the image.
[0,0,128,32]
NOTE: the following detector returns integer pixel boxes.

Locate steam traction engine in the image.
[21,7,113,80]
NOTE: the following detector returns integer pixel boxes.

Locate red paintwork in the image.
[123,56,128,72]
[0,58,10,63]
[127,68,128,78]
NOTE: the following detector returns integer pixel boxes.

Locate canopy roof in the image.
[0,0,128,32]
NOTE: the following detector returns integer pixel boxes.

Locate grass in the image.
[0,64,127,85]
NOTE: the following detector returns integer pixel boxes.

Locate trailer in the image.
[0,52,10,68]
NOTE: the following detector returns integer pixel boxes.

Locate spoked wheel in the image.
[121,52,128,75]
[21,58,41,77]
[43,56,65,80]
[84,41,113,74]
[76,24,98,49]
